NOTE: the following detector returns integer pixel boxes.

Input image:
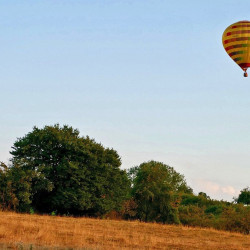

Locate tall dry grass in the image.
[0,211,249,249]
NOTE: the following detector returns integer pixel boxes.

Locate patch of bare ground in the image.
[0,211,249,249]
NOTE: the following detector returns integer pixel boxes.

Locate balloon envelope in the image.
[222,20,250,73]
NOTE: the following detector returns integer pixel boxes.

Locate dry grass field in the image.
[0,211,249,249]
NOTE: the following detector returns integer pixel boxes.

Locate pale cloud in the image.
[194,179,240,200]
[221,186,239,196]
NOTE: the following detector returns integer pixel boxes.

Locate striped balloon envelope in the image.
[222,20,250,77]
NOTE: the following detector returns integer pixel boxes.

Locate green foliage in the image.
[219,205,250,234]
[198,192,210,199]
[51,211,57,216]
[235,187,250,205]
[181,193,213,207]
[128,161,192,195]
[29,208,35,214]
[205,205,223,216]
[9,124,130,216]
[178,192,250,234]
[7,162,33,212]
[128,161,192,224]
[0,162,18,210]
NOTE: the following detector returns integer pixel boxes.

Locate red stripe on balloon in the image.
[225,44,250,51]
[224,37,250,44]
[239,63,250,68]
[231,24,250,29]
[227,30,250,36]
[238,63,250,68]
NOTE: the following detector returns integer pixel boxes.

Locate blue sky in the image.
[1,0,250,201]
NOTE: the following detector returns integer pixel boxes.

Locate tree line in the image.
[0,124,249,234]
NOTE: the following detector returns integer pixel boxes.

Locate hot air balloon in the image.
[222,20,250,77]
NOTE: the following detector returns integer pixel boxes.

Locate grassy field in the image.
[0,211,249,249]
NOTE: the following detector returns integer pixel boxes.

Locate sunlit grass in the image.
[0,211,249,249]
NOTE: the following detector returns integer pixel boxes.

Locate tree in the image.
[236,187,250,205]
[9,124,130,215]
[198,192,210,199]
[0,162,18,210]
[128,161,192,224]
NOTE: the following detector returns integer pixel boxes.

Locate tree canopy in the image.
[127,161,192,224]
[9,124,130,215]
[236,187,250,205]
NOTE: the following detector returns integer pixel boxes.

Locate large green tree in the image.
[10,124,130,215]
[128,161,192,224]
